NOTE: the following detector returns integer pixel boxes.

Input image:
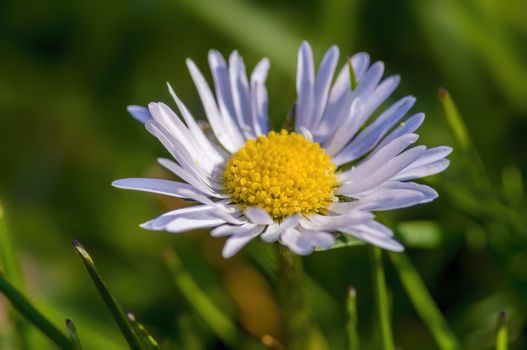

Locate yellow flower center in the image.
[223,130,337,220]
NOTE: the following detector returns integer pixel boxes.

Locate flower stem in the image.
[370,247,395,350]
[346,287,360,350]
[276,246,309,350]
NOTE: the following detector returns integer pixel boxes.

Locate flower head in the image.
[113,42,451,258]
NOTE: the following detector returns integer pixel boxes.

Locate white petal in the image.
[250,58,270,135]
[186,58,244,152]
[229,51,254,139]
[299,211,373,231]
[244,207,273,225]
[141,206,225,233]
[222,225,265,258]
[394,159,451,181]
[376,113,425,150]
[112,178,216,205]
[295,41,315,130]
[338,145,427,195]
[260,223,281,242]
[281,228,314,255]
[167,83,227,163]
[341,222,404,252]
[309,45,339,130]
[338,133,419,182]
[127,105,152,124]
[334,96,415,164]
[157,158,225,198]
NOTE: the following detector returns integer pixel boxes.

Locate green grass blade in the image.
[438,88,470,151]
[346,287,359,350]
[0,273,73,350]
[496,311,508,350]
[370,247,394,350]
[389,252,460,350]
[66,319,82,350]
[176,0,300,75]
[0,200,31,349]
[163,248,240,347]
[348,59,358,91]
[72,240,144,350]
[126,312,159,350]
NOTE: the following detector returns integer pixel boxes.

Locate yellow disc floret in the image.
[223,130,337,220]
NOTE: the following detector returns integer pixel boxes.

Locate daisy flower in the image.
[113,42,451,258]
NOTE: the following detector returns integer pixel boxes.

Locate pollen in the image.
[223,130,337,220]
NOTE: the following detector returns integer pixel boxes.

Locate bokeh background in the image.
[1,0,527,349]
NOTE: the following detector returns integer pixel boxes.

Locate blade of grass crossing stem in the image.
[348,59,358,91]
[127,313,159,350]
[66,320,82,350]
[496,311,508,350]
[163,248,240,347]
[0,273,73,350]
[437,88,470,151]
[0,200,31,349]
[72,241,144,350]
[389,252,460,350]
[346,287,359,350]
[370,247,394,350]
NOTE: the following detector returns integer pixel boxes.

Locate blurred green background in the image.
[1,0,527,349]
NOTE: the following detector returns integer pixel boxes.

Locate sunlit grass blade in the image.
[163,248,240,347]
[396,221,443,249]
[496,311,508,350]
[0,273,73,350]
[389,252,460,350]
[176,0,300,75]
[346,287,359,350]
[72,240,143,350]
[0,200,31,349]
[66,319,82,350]
[370,247,394,350]
[437,88,470,151]
[348,59,358,91]
[126,312,159,350]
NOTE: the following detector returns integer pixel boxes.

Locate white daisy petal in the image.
[250,58,270,135]
[157,158,225,198]
[229,51,254,139]
[309,45,339,130]
[281,228,314,255]
[244,207,273,225]
[337,145,427,195]
[295,41,316,131]
[376,113,425,150]
[112,178,216,205]
[186,58,244,153]
[333,95,415,164]
[394,159,451,181]
[141,206,226,233]
[127,105,152,124]
[222,225,265,258]
[341,221,404,252]
[167,83,228,163]
[260,223,281,242]
[338,133,419,181]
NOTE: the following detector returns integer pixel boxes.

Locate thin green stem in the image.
[66,319,83,350]
[389,252,460,350]
[0,273,73,350]
[370,247,394,350]
[346,287,359,350]
[276,246,309,350]
[496,311,508,350]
